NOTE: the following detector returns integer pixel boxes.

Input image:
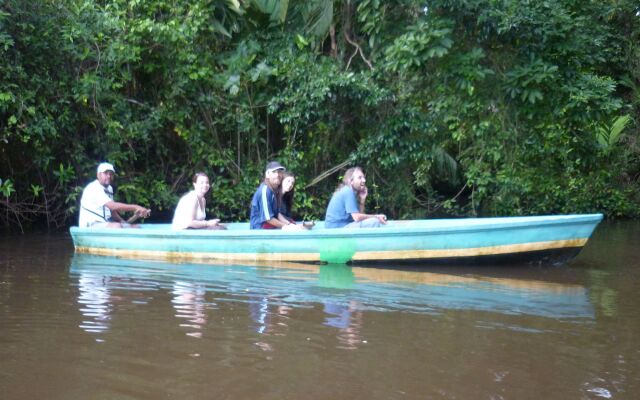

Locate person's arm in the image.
[358,185,369,213]
[350,212,387,224]
[277,213,293,225]
[185,207,218,228]
[185,197,212,229]
[188,219,220,229]
[105,201,151,218]
[189,198,220,228]
[173,195,219,229]
[259,185,291,229]
[358,186,367,213]
[277,213,304,230]
[266,214,289,228]
[349,186,386,224]
[110,210,124,222]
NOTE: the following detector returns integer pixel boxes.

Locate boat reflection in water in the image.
[70,254,594,341]
[172,281,208,338]
[77,273,114,336]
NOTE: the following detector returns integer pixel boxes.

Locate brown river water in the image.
[1,221,639,399]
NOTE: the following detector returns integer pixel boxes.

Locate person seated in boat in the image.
[79,162,151,228]
[324,166,387,228]
[172,172,226,230]
[279,171,314,230]
[250,161,304,230]
[279,171,296,223]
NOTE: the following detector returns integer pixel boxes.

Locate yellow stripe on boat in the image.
[75,246,321,262]
[351,238,588,260]
[76,238,587,263]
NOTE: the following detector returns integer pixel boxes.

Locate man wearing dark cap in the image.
[78,162,151,228]
[250,161,303,230]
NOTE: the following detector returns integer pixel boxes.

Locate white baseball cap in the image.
[97,162,116,174]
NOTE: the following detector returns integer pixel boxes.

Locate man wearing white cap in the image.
[78,162,151,228]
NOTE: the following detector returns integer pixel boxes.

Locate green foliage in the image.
[0,178,14,198]
[384,19,454,72]
[0,0,639,230]
[596,115,632,154]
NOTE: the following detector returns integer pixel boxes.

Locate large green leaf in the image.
[597,115,631,150]
[303,0,333,37]
[251,0,289,23]
[608,114,632,145]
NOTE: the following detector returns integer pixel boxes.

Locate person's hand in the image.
[135,206,151,218]
[206,219,220,227]
[358,185,368,203]
[376,214,387,224]
[282,223,303,231]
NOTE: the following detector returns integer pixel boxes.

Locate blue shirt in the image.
[250,183,278,229]
[324,186,359,228]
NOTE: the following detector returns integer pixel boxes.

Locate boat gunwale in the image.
[69,214,603,240]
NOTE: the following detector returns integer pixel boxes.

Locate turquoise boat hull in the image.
[69,214,603,265]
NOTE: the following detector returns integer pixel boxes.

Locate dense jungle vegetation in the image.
[1,0,639,230]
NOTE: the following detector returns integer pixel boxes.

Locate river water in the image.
[1,221,639,399]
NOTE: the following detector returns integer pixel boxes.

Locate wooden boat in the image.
[69,214,603,265]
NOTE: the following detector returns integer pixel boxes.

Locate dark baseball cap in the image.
[265,161,285,173]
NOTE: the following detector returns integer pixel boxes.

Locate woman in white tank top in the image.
[172,172,226,230]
